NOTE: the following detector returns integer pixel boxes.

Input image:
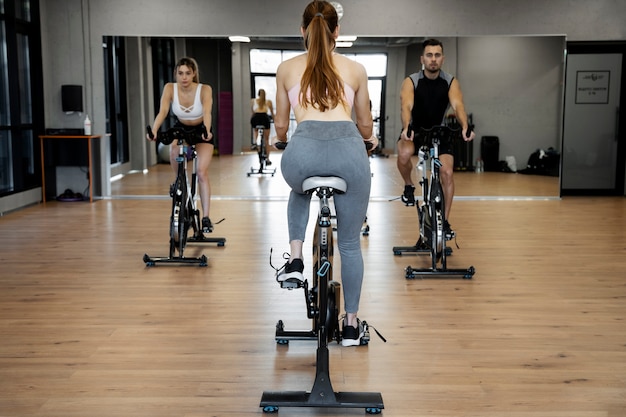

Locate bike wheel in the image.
[326,280,341,343]
[431,207,444,267]
[176,184,189,254]
[170,181,183,255]
[258,141,266,171]
[429,183,445,266]
[169,208,178,258]
[311,221,320,332]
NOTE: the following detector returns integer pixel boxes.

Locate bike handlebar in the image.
[408,124,473,142]
[146,124,208,146]
[274,139,375,152]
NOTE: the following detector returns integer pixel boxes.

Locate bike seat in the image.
[302,176,347,194]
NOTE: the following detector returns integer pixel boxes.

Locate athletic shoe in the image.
[202,217,213,233]
[275,258,304,283]
[266,159,272,166]
[341,318,367,347]
[401,185,415,206]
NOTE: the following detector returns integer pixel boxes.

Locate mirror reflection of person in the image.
[147,57,216,233]
[273,0,377,347]
[397,38,475,237]
[250,89,275,164]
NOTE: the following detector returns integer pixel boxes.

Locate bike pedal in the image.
[279,278,303,290]
[361,323,371,345]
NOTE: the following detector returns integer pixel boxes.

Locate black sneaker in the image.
[401,185,415,206]
[202,217,213,233]
[266,159,272,166]
[341,318,368,347]
[444,220,455,239]
[276,258,304,283]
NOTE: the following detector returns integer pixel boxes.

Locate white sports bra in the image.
[172,83,204,120]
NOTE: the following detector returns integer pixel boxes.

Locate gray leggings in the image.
[280,121,371,314]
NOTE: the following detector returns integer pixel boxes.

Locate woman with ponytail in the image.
[274,0,377,346]
[250,89,275,164]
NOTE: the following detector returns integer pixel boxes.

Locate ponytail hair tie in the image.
[315,12,324,18]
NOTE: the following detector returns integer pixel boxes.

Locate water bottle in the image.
[475,158,484,173]
[84,114,92,135]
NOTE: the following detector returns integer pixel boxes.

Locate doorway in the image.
[561,42,626,195]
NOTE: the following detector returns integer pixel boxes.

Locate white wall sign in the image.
[575,71,610,104]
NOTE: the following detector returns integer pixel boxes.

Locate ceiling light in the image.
[337,35,357,42]
[336,41,353,48]
[229,36,250,43]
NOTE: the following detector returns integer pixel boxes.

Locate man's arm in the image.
[399,77,414,140]
[448,78,475,141]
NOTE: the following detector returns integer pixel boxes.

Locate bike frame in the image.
[248,125,276,176]
[143,125,225,267]
[392,126,475,279]
[262,176,383,414]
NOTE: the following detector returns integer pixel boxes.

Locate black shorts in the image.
[398,128,456,156]
[174,121,214,145]
[251,113,271,129]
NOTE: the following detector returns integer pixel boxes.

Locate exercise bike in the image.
[392,125,475,279]
[143,124,225,267]
[260,147,383,414]
[248,125,276,176]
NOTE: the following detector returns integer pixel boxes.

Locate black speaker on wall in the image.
[61,85,83,112]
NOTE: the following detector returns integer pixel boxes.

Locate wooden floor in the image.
[1,152,625,416]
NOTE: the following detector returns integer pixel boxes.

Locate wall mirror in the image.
[111,35,565,199]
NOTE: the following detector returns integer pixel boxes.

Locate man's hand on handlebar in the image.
[401,126,414,142]
[462,125,475,142]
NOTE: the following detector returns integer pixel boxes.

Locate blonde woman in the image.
[148,57,215,233]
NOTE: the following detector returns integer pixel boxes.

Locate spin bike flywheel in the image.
[326,281,341,343]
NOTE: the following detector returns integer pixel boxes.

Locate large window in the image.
[0,0,43,197]
[250,49,388,143]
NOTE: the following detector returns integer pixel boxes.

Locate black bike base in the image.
[405,265,475,279]
[142,253,208,267]
[260,347,383,414]
[260,390,384,413]
[247,167,276,176]
[393,240,475,279]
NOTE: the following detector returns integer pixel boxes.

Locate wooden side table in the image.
[39,135,102,203]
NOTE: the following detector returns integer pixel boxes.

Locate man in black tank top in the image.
[397,38,475,236]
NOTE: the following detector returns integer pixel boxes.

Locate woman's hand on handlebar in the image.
[364,134,379,154]
[146,125,156,142]
[271,136,288,150]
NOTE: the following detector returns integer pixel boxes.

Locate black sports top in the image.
[409,70,454,129]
